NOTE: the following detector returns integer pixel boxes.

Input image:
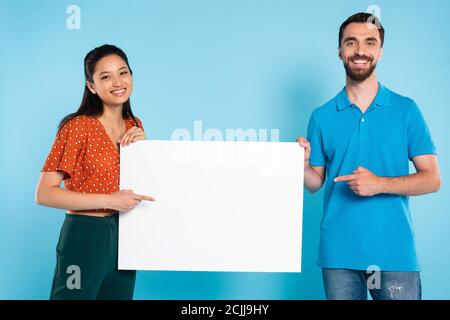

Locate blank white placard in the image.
[118,140,303,272]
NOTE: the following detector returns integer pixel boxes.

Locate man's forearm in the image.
[304,163,324,193]
[380,171,440,196]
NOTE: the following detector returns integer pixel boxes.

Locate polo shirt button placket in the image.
[359,115,369,143]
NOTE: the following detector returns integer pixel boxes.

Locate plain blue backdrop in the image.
[0,0,449,299]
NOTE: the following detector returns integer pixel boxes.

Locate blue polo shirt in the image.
[307,83,436,271]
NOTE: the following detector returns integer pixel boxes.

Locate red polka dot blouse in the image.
[42,115,144,214]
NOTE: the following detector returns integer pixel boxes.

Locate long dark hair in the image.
[58,44,139,131]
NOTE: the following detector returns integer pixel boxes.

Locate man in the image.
[298,12,441,300]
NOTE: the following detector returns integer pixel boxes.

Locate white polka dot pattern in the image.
[42,115,144,213]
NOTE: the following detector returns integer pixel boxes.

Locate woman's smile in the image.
[111,88,127,97]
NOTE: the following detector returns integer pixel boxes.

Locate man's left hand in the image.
[334,166,386,197]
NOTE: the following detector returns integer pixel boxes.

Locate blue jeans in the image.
[322,268,422,300]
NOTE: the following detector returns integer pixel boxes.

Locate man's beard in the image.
[343,54,377,82]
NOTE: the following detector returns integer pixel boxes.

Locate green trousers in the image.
[50,213,136,300]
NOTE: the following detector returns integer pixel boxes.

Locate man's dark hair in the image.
[339,12,385,48]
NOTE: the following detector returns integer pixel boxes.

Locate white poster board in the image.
[118,140,303,272]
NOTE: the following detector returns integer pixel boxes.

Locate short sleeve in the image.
[406,100,437,160]
[307,113,326,167]
[41,118,87,180]
[135,116,144,130]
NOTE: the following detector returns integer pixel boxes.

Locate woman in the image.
[35,44,155,300]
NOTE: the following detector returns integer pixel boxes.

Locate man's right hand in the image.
[297,136,311,167]
[297,136,325,193]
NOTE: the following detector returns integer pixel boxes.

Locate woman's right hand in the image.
[297,136,311,167]
[107,190,155,212]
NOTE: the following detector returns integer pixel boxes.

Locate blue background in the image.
[1,0,449,299]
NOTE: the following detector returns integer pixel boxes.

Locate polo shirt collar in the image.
[336,82,391,111]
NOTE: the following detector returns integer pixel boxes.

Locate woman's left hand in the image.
[119,126,147,147]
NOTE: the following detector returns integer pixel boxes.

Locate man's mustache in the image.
[348,54,374,63]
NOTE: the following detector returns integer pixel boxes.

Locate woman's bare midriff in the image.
[66,211,118,218]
